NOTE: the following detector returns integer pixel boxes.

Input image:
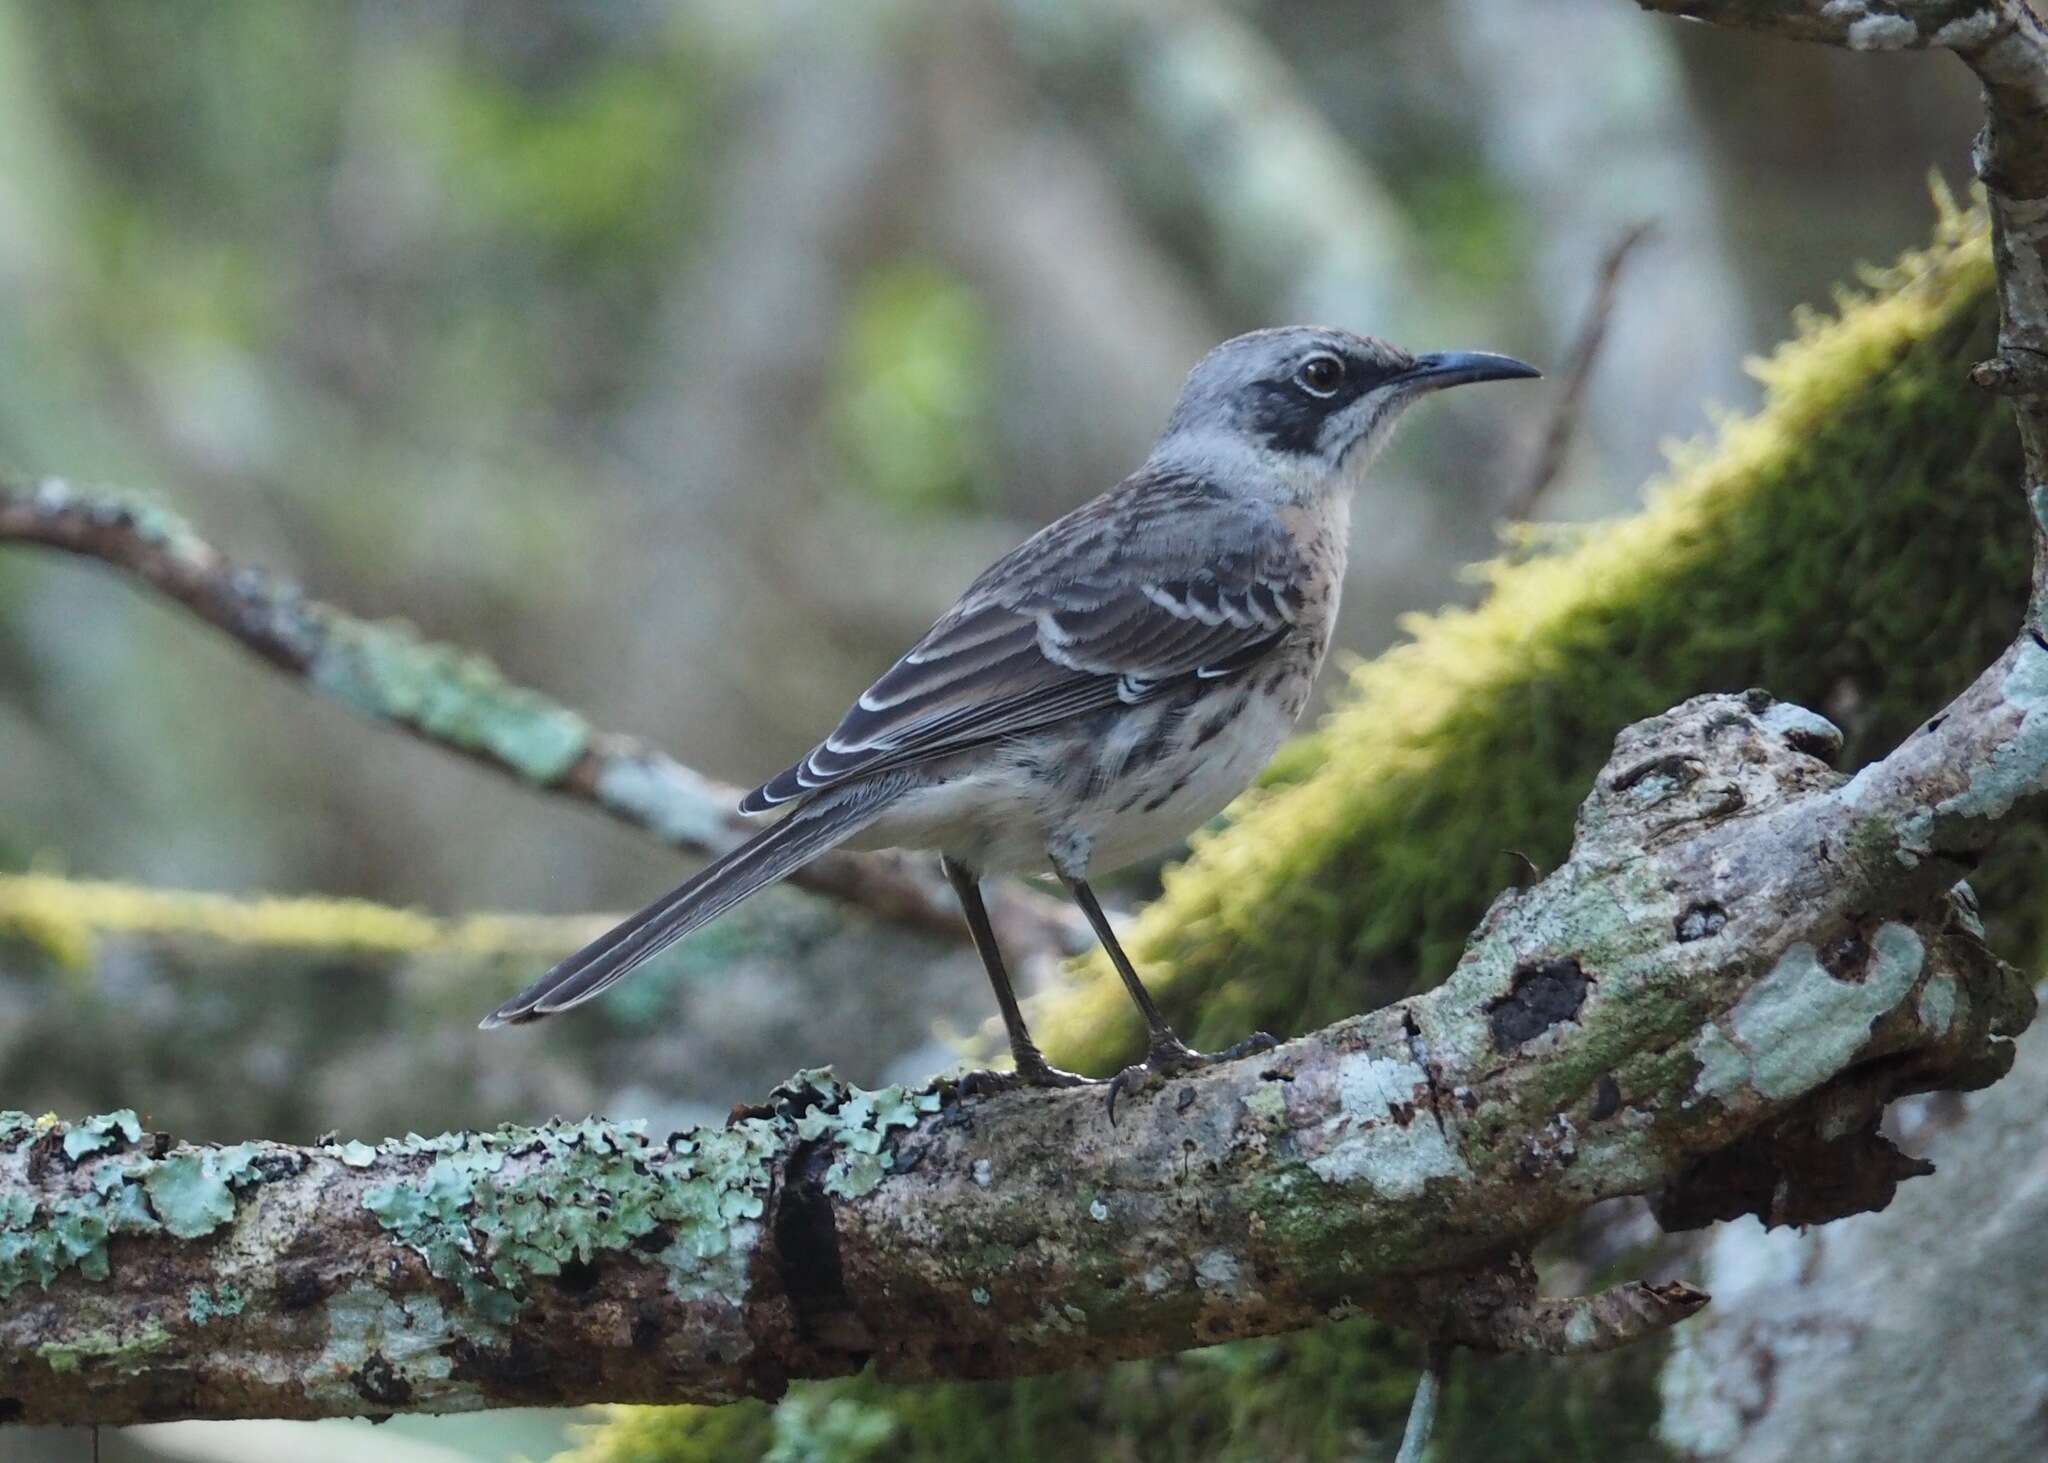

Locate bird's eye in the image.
[1295,354,1345,397]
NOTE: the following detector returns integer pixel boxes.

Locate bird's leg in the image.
[942,856,1092,1092]
[1058,873,1278,1120]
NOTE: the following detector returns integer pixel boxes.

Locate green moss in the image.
[562,1324,1670,1463]
[308,614,591,783]
[0,871,591,971]
[569,208,2020,1463]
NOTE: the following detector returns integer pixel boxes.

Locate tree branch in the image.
[0,478,1084,964]
[1,685,2033,1424]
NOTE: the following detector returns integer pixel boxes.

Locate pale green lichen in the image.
[61,1109,140,1162]
[1692,924,1926,1104]
[1305,1053,1467,1195]
[1757,703,1843,759]
[1564,1308,1601,1351]
[0,1118,282,1296]
[187,1281,246,1324]
[22,479,212,565]
[143,1144,269,1239]
[1918,975,1959,1038]
[1194,1250,1242,1293]
[1937,638,2048,826]
[308,1283,462,1408]
[593,756,735,851]
[789,1075,941,1201]
[307,616,590,783]
[36,1321,172,1375]
[1242,1083,1289,1124]
[362,1115,783,1322]
[357,1077,940,1319]
[332,1140,378,1168]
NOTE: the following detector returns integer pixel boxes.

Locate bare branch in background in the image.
[1505,221,1656,519]
[1,683,2035,1424]
[1631,3,2048,541]
[0,479,1086,966]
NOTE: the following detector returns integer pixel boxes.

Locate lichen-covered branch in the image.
[1,688,2033,1425]
[0,477,1083,964]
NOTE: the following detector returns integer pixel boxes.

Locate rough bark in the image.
[1,687,2034,1425]
[0,478,1083,966]
[1658,1017,2048,1461]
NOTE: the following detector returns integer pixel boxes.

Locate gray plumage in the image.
[483,326,1537,1097]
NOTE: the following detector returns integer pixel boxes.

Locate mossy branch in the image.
[0,873,597,970]
[1,689,2034,1425]
[0,478,1084,965]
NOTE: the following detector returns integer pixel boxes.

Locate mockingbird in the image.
[484,326,1537,1105]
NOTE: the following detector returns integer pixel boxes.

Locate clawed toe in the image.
[1104,1061,1158,1125]
[954,1067,1024,1099]
[1104,1033,1279,1123]
[1018,1062,1096,1090]
[1222,1030,1280,1061]
[955,1062,1097,1100]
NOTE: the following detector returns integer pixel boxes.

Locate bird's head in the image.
[1153,325,1538,501]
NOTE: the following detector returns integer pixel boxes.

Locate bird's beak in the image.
[1399,351,1542,391]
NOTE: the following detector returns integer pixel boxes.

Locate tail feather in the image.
[480,781,903,1028]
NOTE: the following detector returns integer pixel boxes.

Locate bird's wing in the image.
[740,470,1307,812]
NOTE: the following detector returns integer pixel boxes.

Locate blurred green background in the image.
[0,0,1983,1459]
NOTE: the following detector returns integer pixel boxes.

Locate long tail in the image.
[480,779,905,1027]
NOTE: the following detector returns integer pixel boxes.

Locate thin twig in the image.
[1504,221,1656,520]
[1396,1342,1452,1463]
[0,477,1085,960]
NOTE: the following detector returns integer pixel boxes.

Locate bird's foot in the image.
[953,1061,1097,1100]
[1104,1030,1281,1123]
